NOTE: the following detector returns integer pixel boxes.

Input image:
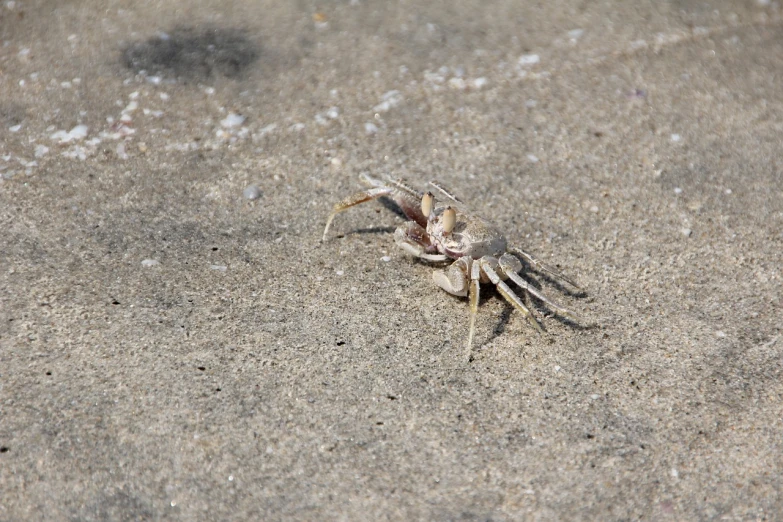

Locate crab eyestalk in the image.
[442,206,456,235]
[421,191,434,219]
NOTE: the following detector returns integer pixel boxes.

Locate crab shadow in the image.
[341,226,397,237]
[459,281,594,346]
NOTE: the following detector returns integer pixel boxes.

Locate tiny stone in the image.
[336,270,345,276]
[681,228,692,237]
[9,124,21,132]
[716,330,727,338]
[590,394,600,400]
[724,189,732,194]
[527,154,539,163]
[221,113,246,128]
[381,256,391,262]
[141,259,159,267]
[670,133,681,142]
[518,54,540,66]
[364,122,378,134]
[673,187,683,194]
[472,77,488,89]
[210,265,228,272]
[243,185,262,200]
[448,77,466,90]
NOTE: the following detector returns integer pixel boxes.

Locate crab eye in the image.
[421,192,434,218]
[442,206,456,234]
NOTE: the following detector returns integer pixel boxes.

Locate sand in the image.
[1,1,782,519]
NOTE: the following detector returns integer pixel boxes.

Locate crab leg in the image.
[466,259,481,359]
[322,187,395,241]
[323,176,429,241]
[427,180,464,204]
[498,254,579,321]
[510,247,582,291]
[479,257,543,334]
[361,174,427,227]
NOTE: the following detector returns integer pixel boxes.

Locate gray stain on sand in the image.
[122,26,259,80]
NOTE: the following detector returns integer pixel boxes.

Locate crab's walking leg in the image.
[428,180,464,204]
[479,257,543,334]
[322,187,395,241]
[323,177,430,241]
[510,247,582,292]
[499,254,579,321]
[467,259,481,359]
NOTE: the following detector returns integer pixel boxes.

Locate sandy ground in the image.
[1,1,782,520]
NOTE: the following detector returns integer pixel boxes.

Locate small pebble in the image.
[210,265,228,272]
[518,54,540,66]
[681,228,692,237]
[670,134,681,142]
[336,270,345,276]
[373,90,402,112]
[673,187,682,194]
[590,394,600,400]
[141,259,159,267]
[716,330,727,338]
[9,124,21,132]
[243,185,262,200]
[471,77,488,89]
[221,113,246,128]
[364,122,378,134]
[527,154,539,163]
[381,256,391,262]
[448,77,466,90]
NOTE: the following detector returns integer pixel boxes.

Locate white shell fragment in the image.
[220,113,246,128]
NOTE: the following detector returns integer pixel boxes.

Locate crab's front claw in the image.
[432,257,470,297]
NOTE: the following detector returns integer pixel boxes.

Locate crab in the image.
[322,174,582,358]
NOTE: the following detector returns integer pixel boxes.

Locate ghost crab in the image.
[322,174,582,358]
